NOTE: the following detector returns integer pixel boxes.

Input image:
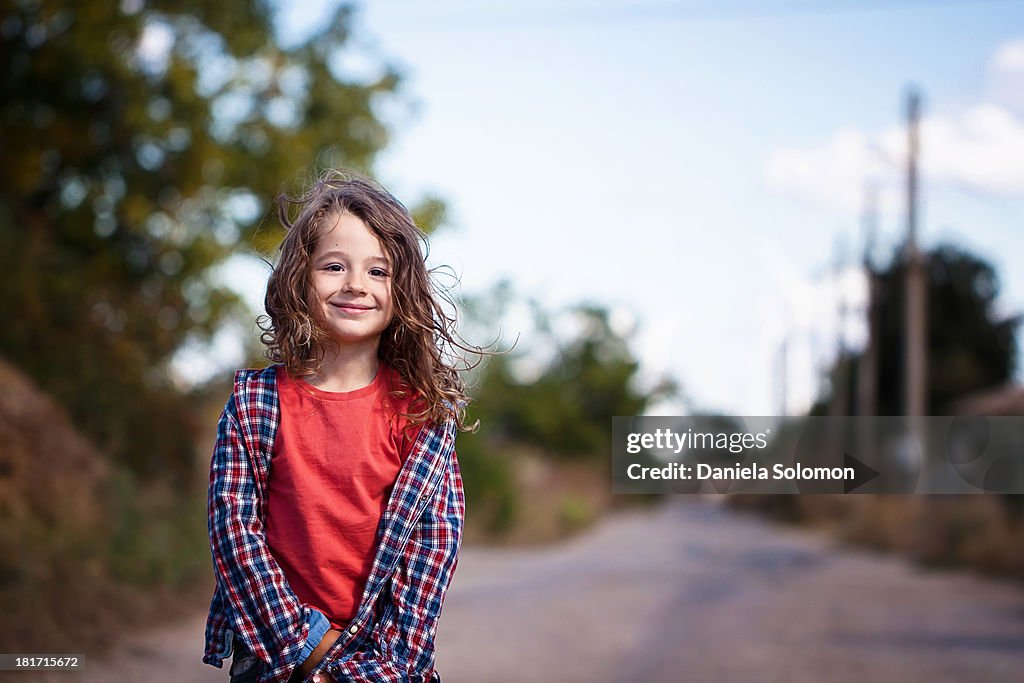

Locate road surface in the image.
[26,499,1024,682]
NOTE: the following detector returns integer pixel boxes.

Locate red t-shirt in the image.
[265,364,414,628]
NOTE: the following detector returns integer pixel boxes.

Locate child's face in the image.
[309,212,395,352]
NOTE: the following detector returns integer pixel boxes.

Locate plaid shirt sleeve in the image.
[208,384,316,683]
[324,418,465,683]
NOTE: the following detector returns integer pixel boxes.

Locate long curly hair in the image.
[259,170,477,431]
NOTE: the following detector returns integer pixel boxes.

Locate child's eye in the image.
[369,268,389,278]
[326,264,344,272]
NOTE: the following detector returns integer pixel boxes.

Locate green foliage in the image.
[876,244,1019,414]
[557,494,593,532]
[470,304,674,459]
[814,243,1019,417]
[452,430,519,535]
[455,284,677,533]
[107,469,209,586]
[0,0,405,482]
[823,243,1019,417]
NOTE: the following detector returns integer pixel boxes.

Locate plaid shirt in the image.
[203,365,464,683]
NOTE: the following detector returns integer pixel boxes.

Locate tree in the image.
[470,301,675,459]
[880,244,1018,414]
[0,0,422,482]
[818,243,1019,416]
[455,290,676,532]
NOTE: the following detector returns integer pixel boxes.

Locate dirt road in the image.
[29,499,1024,682]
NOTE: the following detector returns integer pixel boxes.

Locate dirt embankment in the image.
[0,358,117,652]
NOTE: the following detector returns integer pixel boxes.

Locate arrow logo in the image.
[844,451,881,493]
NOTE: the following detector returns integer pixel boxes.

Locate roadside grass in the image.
[727,494,1024,580]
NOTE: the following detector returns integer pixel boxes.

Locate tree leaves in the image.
[0,0,405,482]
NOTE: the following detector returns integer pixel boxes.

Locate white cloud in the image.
[764,128,890,212]
[992,38,1024,72]
[915,104,1024,195]
[766,103,1024,210]
[988,37,1024,114]
[766,37,1024,211]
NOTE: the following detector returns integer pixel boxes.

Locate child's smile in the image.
[330,301,376,316]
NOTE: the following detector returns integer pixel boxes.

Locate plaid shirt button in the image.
[311,675,322,683]
[348,624,358,634]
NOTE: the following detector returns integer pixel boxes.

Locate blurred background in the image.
[2,0,1024,681]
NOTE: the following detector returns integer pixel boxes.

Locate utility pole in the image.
[904,88,927,422]
[858,182,879,460]
[830,236,850,418]
[776,335,788,417]
[857,182,879,419]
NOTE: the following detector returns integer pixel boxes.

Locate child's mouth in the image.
[333,303,373,314]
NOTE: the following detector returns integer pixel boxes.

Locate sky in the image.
[234,0,1024,416]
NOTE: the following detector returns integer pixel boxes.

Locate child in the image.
[202,171,472,683]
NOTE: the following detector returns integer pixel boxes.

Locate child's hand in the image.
[297,628,343,679]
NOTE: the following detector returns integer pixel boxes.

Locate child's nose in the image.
[343,271,367,293]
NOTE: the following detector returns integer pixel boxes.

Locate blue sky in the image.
[248,0,1024,415]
